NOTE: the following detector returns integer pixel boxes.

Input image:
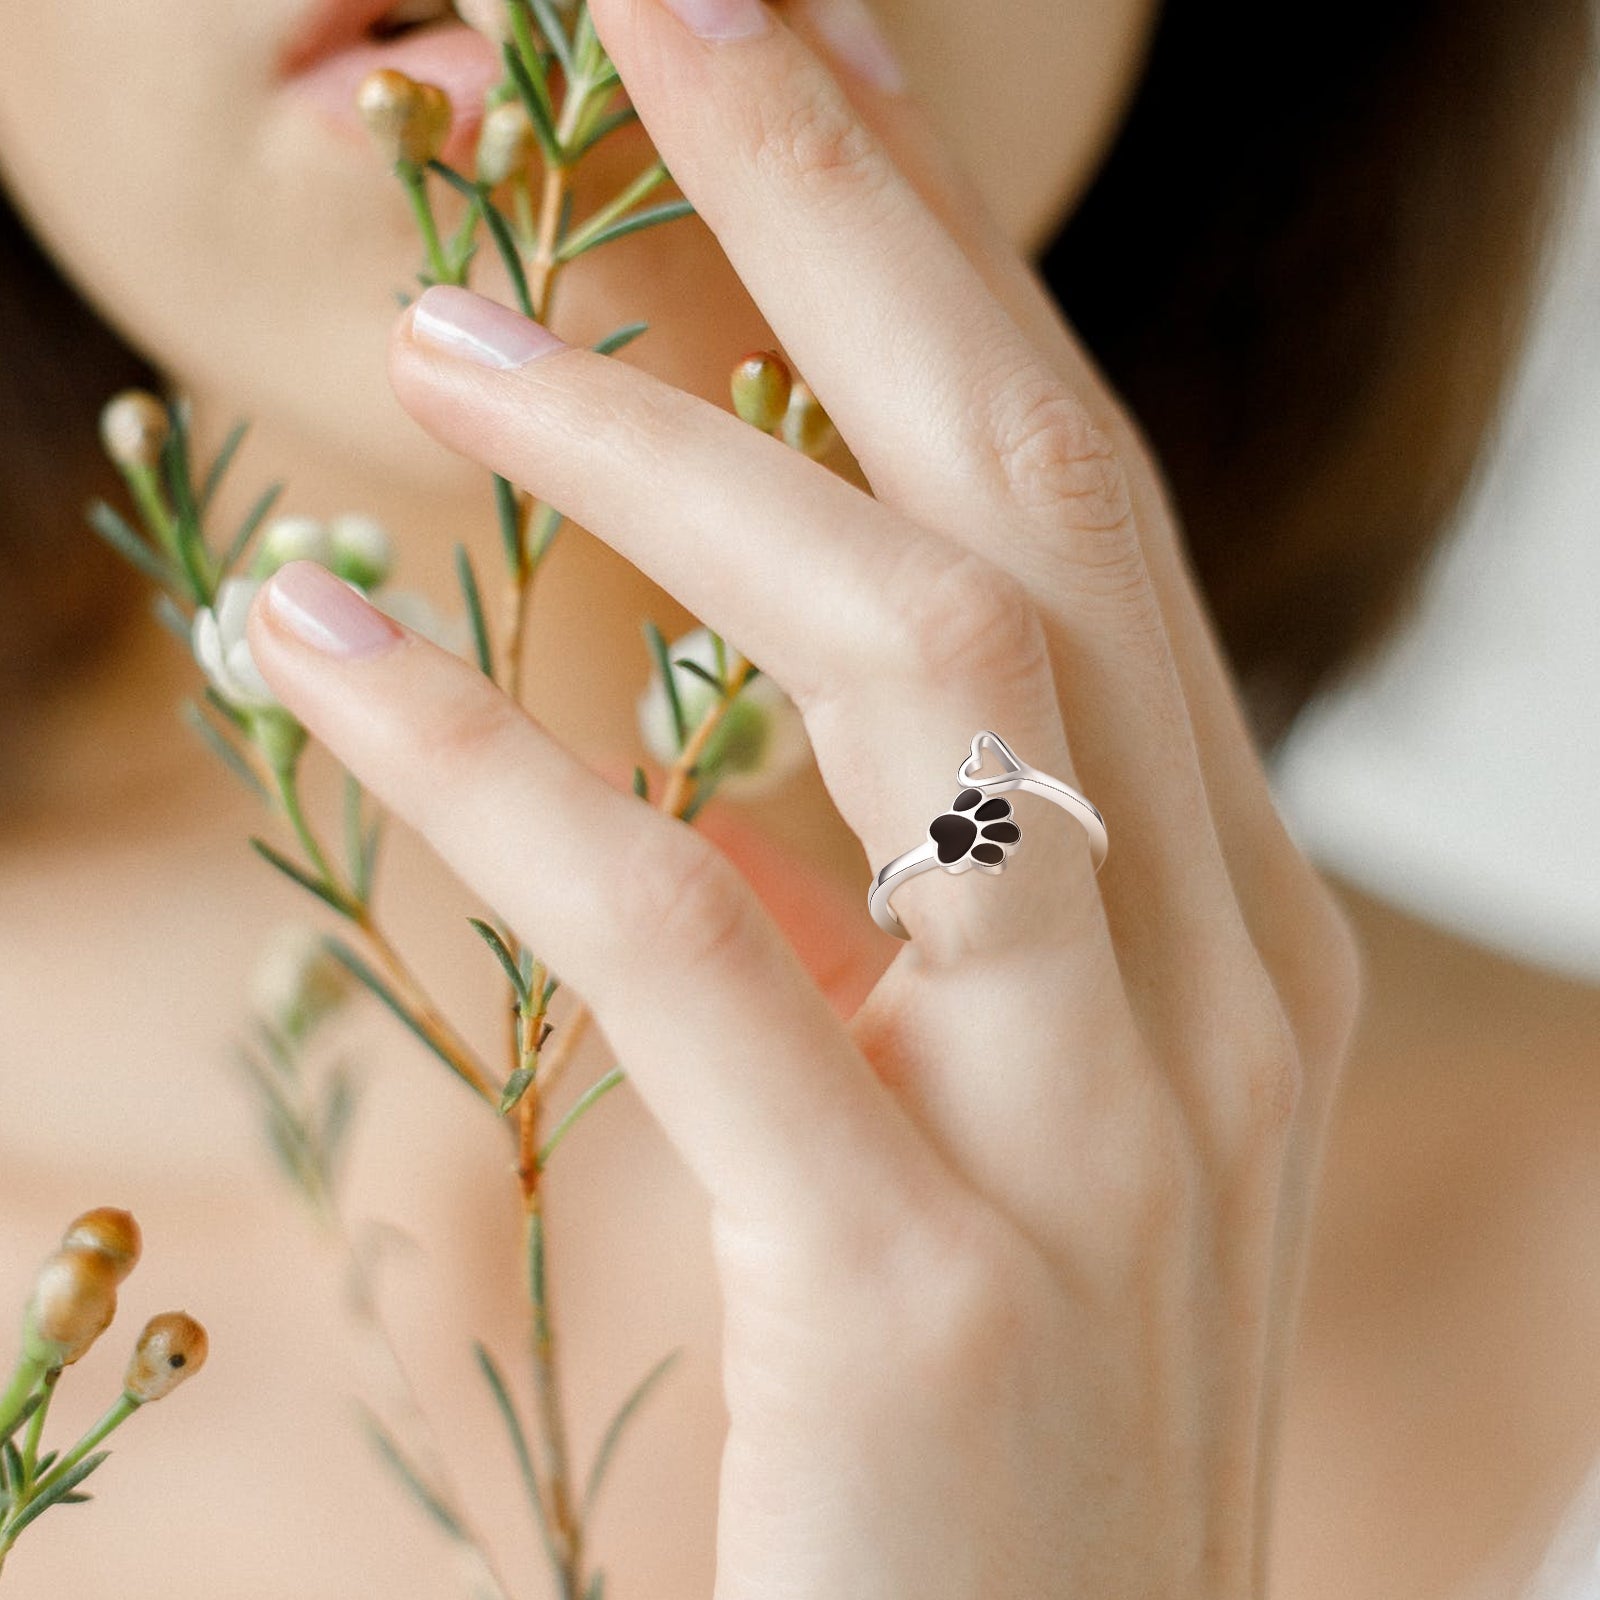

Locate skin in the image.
[1,1,1598,1596]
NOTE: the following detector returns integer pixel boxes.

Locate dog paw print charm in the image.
[928,787,1021,874]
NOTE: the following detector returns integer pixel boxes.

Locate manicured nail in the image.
[656,0,771,43]
[409,285,565,370]
[802,0,904,93]
[265,561,403,658]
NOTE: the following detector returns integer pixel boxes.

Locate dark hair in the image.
[0,189,162,723]
[1042,0,1593,747]
[0,0,1592,759]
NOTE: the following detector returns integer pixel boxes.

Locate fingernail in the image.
[265,561,403,659]
[656,0,771,43]
[802,0,904,93]
[409,285,565,370]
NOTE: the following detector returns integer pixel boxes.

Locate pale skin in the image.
[1,0,1598,1597]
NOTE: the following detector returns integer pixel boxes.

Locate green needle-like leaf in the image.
[592,320,650,357]
[500,41,563,167]
[86,499,173,586]
[493,474,524,574]
[538,1066,625,1167]
[219,481,284,575]
[582,1349,682,1516]
[323,938,487,1101]
[454,544,496,680]
[183,703,270,801]
[631,765,649,801]
[358,1405,467,1543]
[672,657,725,695]
[250,838,354,918]
[468,918,530,1002]
[5,1451,110,1539]
[521,0,574,77]
[557,199,696,263]
[473,1343,558,1561]
[644,621,687,749]
[476,191,535,317]
[572,106,640,161]
[198,419,249,514]
[499,1066,536,1116]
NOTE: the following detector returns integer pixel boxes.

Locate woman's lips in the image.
[281,21,503,168]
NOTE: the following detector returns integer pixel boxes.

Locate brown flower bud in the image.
[780,379,839,460]
[61,1208,142,1284]
[730,352,793,434]
[356,69,450,166]
[476,98,535,187]
[24,1247,119,1367]
[98,390,170,471]
[124,1312,209,1404]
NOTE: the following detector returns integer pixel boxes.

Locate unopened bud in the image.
[24,1247,119,1367]
[252,514,333,577]
[326,512,393,589]
[124,1313,208,1404]
[250,923,354,1042]
[730,352,792,434]
[453,0,511,41]
[357,69,450,166]
[476,98,535,187]
[99,391,170,471]
[780,380,838,460]
[61,1209,142,1284]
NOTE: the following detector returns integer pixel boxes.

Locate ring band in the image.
[867,731,1108,940]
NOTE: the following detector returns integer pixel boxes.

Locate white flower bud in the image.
[370,588,472,659]
[326,513,394,590]
[476,98,535,187]
[192,578,279,713]
[250,923,354,1042]
[98,391,170,471]
[636,627,810,799]
[453,0,511,41]
[252,515,334,578]
[124,1313,208,1404]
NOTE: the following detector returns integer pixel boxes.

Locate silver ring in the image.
[868,731,1108,940]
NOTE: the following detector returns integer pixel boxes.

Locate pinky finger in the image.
[246,561,936,1246]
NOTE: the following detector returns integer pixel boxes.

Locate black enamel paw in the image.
[928,788,1021,875]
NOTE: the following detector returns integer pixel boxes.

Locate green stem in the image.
[127,462,177,557]
[0,1355,47,1447]
[27,1393,138,1503]
[399,164,451,283]
[556,161,667,261]
[276,766,342,901]
[18,1370,57,1496]
[526,1205,582,1600]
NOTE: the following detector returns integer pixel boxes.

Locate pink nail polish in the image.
[802,0,904,93]
[656,0,771,43]
[409,285,566,370]
[265,561,403,658]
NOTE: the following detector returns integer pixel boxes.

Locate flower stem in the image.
[17,1370,57,1497]
[400,164,452,284]
[28,1393,138,1502]
[0,1354,47,1447]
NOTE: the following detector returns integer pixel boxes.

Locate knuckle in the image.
[881,542,1052,696]
[979,364,1136,537]
[745,82,882,202]
[607,826,760,973]
[422,682,528,774]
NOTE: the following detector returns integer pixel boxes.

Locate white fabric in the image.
[1265,98,1600,988]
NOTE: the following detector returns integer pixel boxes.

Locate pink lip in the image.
[280,19,504,169]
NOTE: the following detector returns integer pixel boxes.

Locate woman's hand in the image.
[248,0,1364,1593]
